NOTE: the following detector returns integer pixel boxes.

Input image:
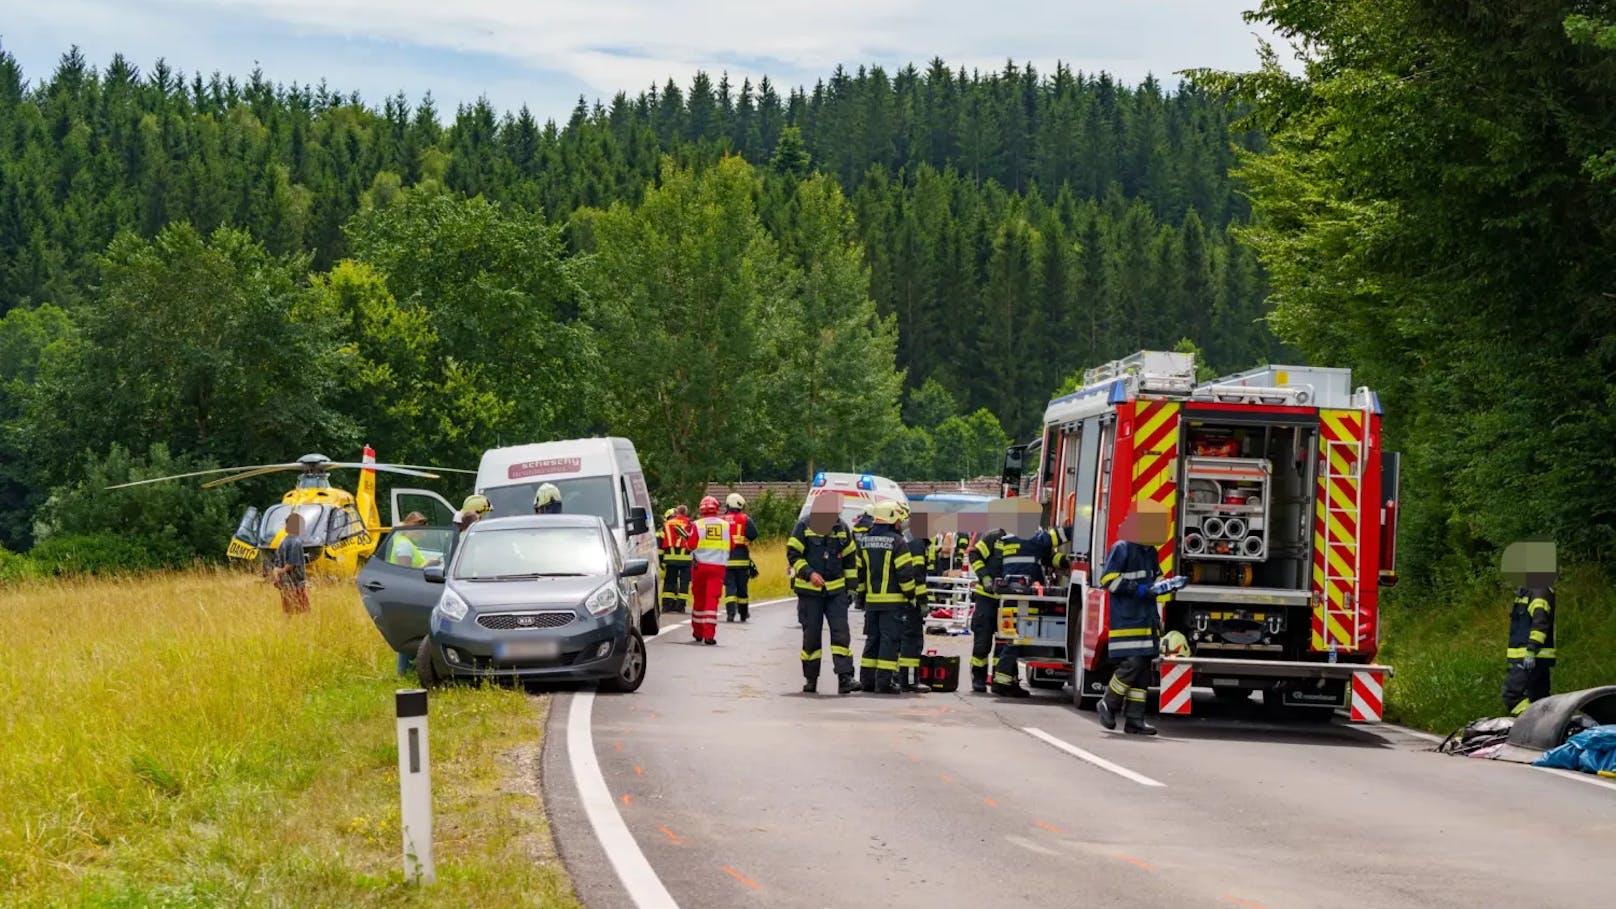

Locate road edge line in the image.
[1020,727,1166,788]
[1529,765,1616,794]
[566,691,680,908]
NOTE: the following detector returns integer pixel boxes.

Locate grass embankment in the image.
[0,570,578,909]
[745,539,792,601]
[1380,564,1616,735]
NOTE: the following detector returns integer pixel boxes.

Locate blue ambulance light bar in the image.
[813,472,827,488]
[857,474,875,490]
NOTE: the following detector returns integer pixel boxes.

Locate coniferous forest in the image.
[0,46,1281,558]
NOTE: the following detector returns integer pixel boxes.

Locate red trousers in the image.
[690,563,725,642]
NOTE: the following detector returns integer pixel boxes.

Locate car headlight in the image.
[585,584,621,616]
[435,589,469,623]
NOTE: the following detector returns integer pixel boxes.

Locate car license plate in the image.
[495,639,562,661]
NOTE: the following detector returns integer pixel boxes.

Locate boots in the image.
[875,670,901,695]
[899,668,929,693]
[992,681,1031,699]
[802,678,817,694]
[837,674,856,695]
[1123,700,1158,736]
[971,670,988,694]
[1097,696,1119,730]
[860,666,877,693]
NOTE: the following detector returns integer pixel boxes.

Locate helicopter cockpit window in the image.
[326,506,367,546]
[258,504,331,547]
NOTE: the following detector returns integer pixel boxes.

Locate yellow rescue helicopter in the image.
[106,445,472,579]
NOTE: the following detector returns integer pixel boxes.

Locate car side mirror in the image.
[621,559,650,577]
[626,506,649,536]
[424,566,445,584]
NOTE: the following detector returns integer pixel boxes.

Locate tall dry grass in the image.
[0,569,577,908]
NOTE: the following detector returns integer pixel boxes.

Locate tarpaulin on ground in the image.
[1533,725,1616,774]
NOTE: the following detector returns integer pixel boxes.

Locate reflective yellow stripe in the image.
[971,656,989,667]
[1529,598,1551,614]
[1109,676,1129,695]
[877,660,899,671]
[1536,648,1557,658]
[861,657,877,668]
[791,559,809,574]
[866,593,908,604]
[801,649,823,661]
[1099,572,1121,585]
[1506,647,1528,659]
[1126,690,1148,702]
[830,645,854,657]
[788,538,805,552]
[994,672,1016,684]
[1111,627,1153,638]
[1511,699,1531,716]
[898,657,920,668]
[1529,630,1548,644]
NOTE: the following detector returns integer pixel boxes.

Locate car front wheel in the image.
[415,636,444,688]
[600,630,647,693]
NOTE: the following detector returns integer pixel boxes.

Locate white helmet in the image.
[726,493,746,511]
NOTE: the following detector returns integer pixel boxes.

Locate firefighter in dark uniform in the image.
[967,523,1008,693]
[789,495,860,695]
[988,525,1073,698]
[898,503,935,693]
[1097,502,1185,735]
[1500,541,1557,715]
[851,504,873,612]
[856,501,915,694]
[658,506,694,613]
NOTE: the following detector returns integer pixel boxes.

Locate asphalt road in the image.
[543,599,1616,909]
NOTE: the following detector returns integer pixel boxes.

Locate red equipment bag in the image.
[919,650,961,693]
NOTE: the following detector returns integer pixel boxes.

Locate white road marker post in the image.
[395,688,435,884]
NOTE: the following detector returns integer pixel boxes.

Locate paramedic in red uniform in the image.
[689,496,730,645]
[723,493,760,622]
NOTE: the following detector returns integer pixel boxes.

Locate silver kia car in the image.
[379,513,651,692]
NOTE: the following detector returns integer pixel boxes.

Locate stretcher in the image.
[997,587,1073,688]
[924,575,974,634]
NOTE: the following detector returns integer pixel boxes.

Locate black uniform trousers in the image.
[1103,655,1154,718]
[860,606,902,688]
[661,561,690,613]
[1502,661,1553,715]
[969,592,998,688]
[799,591,853,680]
[898,601,925,676]
[724,566,751,621]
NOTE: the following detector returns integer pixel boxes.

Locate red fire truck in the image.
[1000,351,1399,721]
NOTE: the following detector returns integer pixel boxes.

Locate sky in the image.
[0,1,1285,122]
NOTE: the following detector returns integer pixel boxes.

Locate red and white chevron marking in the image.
[1159,661,1193,715]
[1350,669,1384,722]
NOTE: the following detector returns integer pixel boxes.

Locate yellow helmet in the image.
[1161,630,1192,659]
[460,494,491,516]
[872,500,903,524]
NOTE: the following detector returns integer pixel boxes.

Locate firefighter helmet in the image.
[699,495,720,516]
[460,494,491,517]
[726,492,746,511]
[533,483,563,513]
[872,501,902,524]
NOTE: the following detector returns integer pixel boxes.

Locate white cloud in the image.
[2,0,1283,117]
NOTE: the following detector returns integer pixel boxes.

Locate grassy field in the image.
[1379,565,1616,735]
[0,570,578,909]
[746,539,792,601]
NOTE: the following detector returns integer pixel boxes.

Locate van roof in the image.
[477,437,634,486]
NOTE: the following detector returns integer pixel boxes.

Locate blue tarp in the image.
[1533,725,1616,774]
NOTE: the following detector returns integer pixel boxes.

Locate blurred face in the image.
[957,506,987,537]
[1009,497,1041,537]
[808,494,839,534]
[907,502,933,539]
[1119,503,1170,546]
[1501,540,1556,587]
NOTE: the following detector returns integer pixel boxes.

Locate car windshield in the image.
[482,476,620,527]
[257,504,330,546]
[452,526,614,580]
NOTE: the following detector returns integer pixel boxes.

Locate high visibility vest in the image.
[693,516,731,566]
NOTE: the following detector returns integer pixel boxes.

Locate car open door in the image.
[389,488,458,526]
[356,524,457,654]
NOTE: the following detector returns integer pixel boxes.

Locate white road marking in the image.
[1530,765,1616,794]
[1021,727,1166,788]
[655,621,690,638]
[650,598,793,640]
[566,692,680,909]
[1374,720,1445,744]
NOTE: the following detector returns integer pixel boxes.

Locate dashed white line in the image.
[567,692,680,908]
[1021,727,1166,788]
[655,620,690,638]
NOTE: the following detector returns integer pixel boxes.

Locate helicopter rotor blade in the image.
[378,463,479,475]
[322,463,444,479]
[105,464,298,490]
[200,465,307,488]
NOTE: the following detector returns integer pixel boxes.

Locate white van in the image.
[475,438,661,635]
